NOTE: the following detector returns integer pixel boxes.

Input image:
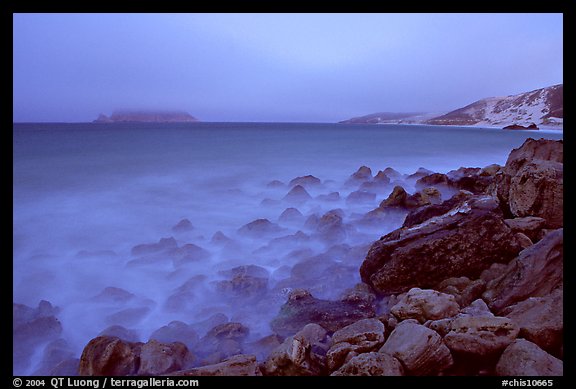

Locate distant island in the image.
[94,110,199,123]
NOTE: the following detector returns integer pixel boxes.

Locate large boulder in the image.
[502,289,563,356]
[491,138,563,226]
[482,228,563,313]
[360,195,522,295]
[78,336,141,376]
[170,354,262,376]
[379,321,453,376]
[495,339,562,376]
[390,288,460,323]
[138,340,193,375]
[331,352,404,376]
[270,289,375,337]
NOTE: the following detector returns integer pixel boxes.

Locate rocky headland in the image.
[15,138,563,376]
[94,111,198,123]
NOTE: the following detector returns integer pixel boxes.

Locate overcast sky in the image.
[13,13,563,122]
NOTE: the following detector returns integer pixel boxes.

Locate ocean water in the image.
[13,122,562,374]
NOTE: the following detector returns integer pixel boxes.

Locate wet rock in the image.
[483,228,563,313]
[402,190,473,228]
[346,190,376,204]
[289,175,321,188]
[315,210,347,242]
[407,167,435,180]
[278,207,304,224]
[78,336,141,376]
[207,322,249,341]
[504,216,546,242]
[244,334,284,361]
[480,163,501,176]
[138,339,193,375]
[303,213,320,230]
[340,283,377,309]
[390,288,460,323]
[92,287,135,304]
[270,289,375,337]
[131,237,177,256]
[172,218,194,233]
[502,289,563,356]
[218,265,270,279]
[380,185,408,207]
[105,307,150,327]
[237,218,285,238]
[283,185,312,204]
[211,231,234,245]
[99,325,140,343]
[191,313,229,337]
[361,195,522,295]
[347,166,373,184]
[379,321,453,376]
[194,322,249,365]
[215,274,268,299]
[331,352,404,376]
[261,323,329,376]
[149,321,199,351]
[495,339,562,376]
[435,276,486,307]
[443,316,519,357]
[382,167,402,179]
[170,354,262,376]
[374,170,392,184]
[171,244,211,265]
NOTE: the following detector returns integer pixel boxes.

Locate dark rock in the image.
[215,274,268,299]
[374,170,392,183]
[283,185,312,204]
[171,243,211,265]
[211,231,234,245]
[237,218,285,238]
[194,323,249,365]
[503,123,539,130]
[407,167,435,180]
[380,186,408,207]
[390,288,460,323]
[316,192,340,202]
[172,219,194,233]
[361,195,522,295]
[504,216,547,242]
[207,322,249,341]
[169,354,262,376]
[315,210,347,242]
[382,167,402,179]
[218,265,270,279]
[495,339,562,376]
[98,325,140,343]
[289,175,321,188]
[349,166,373,182]
[270,289,375,337]
[131,237,177,257]
[244,334,284,361]
[402,190,473,228]
[92,287,136,303]
[482,228,562,314]
[415,173,450,189]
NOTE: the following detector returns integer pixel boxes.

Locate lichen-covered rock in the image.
[331,352,404,376]
[495,339,562,376]
[483,228,563,313]
[379,321,453,376]
[170,354,262,376]
[443,316,519,357]
[270,289,375,337]
[390,288,460,323]
[502,289,563,356]
[361,195,522,295]
[261,323,329,376]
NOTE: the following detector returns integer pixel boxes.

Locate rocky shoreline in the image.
[14,138,563,376]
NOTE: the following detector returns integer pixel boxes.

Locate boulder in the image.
[171,244,211,265]
[491,138,563,222]
[278,208,304,224]
[326,318,385,371]
[172,219,194,233]
[78,336,141,376]
[402,190,473,228]
[435,277,486,307]
[379,186,408,207]
[92,287,135,303]
[131,237,177,257]
[379,321,453,376]
[415,173,450,189]
[194,322,249,365]
[346,190,376,204]
[407,167,435,180]
[138,339,193,375]
[502,289,563,356]
[483,228,563,313]
[331,352,404,376]
[270,289,375,337]
[360,195,522,295]
[149,321,199,351]
[495,339,562,376]
[98,325,140,343]
[508,160,563,228]
[237,219,285,238]
[283,185,312,204]
[348,166,373,183]
[261,323,329,376]
[316,192,340,202]
[170,354,262,376]
[443,316,519,357]
[289,175,321,188]
[390,288,460,323]
[315,210,347,242]
[215,274,268,299]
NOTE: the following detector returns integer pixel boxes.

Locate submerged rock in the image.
[237,218,285,238]
[131,237,177,256]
